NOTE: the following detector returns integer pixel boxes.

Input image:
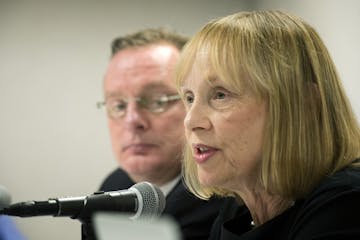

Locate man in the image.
[97,28,224,240]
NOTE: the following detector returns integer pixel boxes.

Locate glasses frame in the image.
[97,93,181,118]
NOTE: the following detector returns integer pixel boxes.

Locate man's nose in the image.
[123,101,149,131]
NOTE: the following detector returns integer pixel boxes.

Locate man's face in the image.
[103,44,185,185]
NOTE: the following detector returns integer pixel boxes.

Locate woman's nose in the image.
[184,101,211,132]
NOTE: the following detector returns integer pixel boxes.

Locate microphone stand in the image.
[75,204,97,240]
[81,220,96,240]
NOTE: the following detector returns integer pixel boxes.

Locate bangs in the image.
[176,17,262,97]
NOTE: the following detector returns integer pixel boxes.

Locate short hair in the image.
[111,28,189,56]
[175,10,360,200]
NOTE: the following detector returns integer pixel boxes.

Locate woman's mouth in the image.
[192,144,218,164]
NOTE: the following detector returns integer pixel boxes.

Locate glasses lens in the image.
[101,94,180,118]
[143,95,168,112]
[107,99,127,118]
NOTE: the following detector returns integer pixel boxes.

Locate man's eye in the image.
[141,96,164,109]
[110,100,126,111]
[116,103,127,110]
[150,98,166,108]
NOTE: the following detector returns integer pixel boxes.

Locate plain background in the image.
[0,0,359,239]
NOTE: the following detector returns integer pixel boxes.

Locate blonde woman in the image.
[176,10,360,239]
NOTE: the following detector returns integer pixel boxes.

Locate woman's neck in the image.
[237,188,293,226]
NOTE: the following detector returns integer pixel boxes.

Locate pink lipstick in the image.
[192,144,218,164]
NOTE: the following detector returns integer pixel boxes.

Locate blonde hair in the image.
[176,10,360,200]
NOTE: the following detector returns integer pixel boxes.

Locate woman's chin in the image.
[198,172,218,187]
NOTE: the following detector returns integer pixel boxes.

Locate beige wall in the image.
[0,0,359,239]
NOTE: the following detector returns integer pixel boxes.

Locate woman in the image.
[175,10,360,239]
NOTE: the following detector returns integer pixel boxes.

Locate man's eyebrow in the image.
[105,83,174,98]
[105,92,123,98]
[141,82,172,90]
[138,84,178,95]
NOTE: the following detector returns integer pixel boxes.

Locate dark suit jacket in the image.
[99,168,225,240]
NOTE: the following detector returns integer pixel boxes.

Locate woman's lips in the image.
[192,144,218,164]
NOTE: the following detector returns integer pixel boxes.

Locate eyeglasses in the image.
[97,93,181,119]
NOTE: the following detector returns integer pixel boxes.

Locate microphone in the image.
[0,185,12,210]
[0,182,165,220]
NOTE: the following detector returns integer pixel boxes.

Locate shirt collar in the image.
[159,175,181,196]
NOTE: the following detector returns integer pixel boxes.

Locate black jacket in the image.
[209,165,360,240]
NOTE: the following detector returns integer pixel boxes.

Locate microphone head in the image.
[0,185,12,210]
[130,182,165,219]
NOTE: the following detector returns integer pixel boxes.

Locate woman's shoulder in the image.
[309,164,360,200]
[290,165,360,239]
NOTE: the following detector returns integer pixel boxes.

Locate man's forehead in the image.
[113,63,173,73]
[111,44,179,69]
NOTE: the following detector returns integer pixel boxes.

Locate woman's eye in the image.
[212,88,230,100]
[184,93,194,104]
[209,87,237,110]
[214,91,227,100]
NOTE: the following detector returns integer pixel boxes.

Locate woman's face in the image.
[181,65,268,191]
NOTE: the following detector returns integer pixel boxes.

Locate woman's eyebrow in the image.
[207,74,219,83]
